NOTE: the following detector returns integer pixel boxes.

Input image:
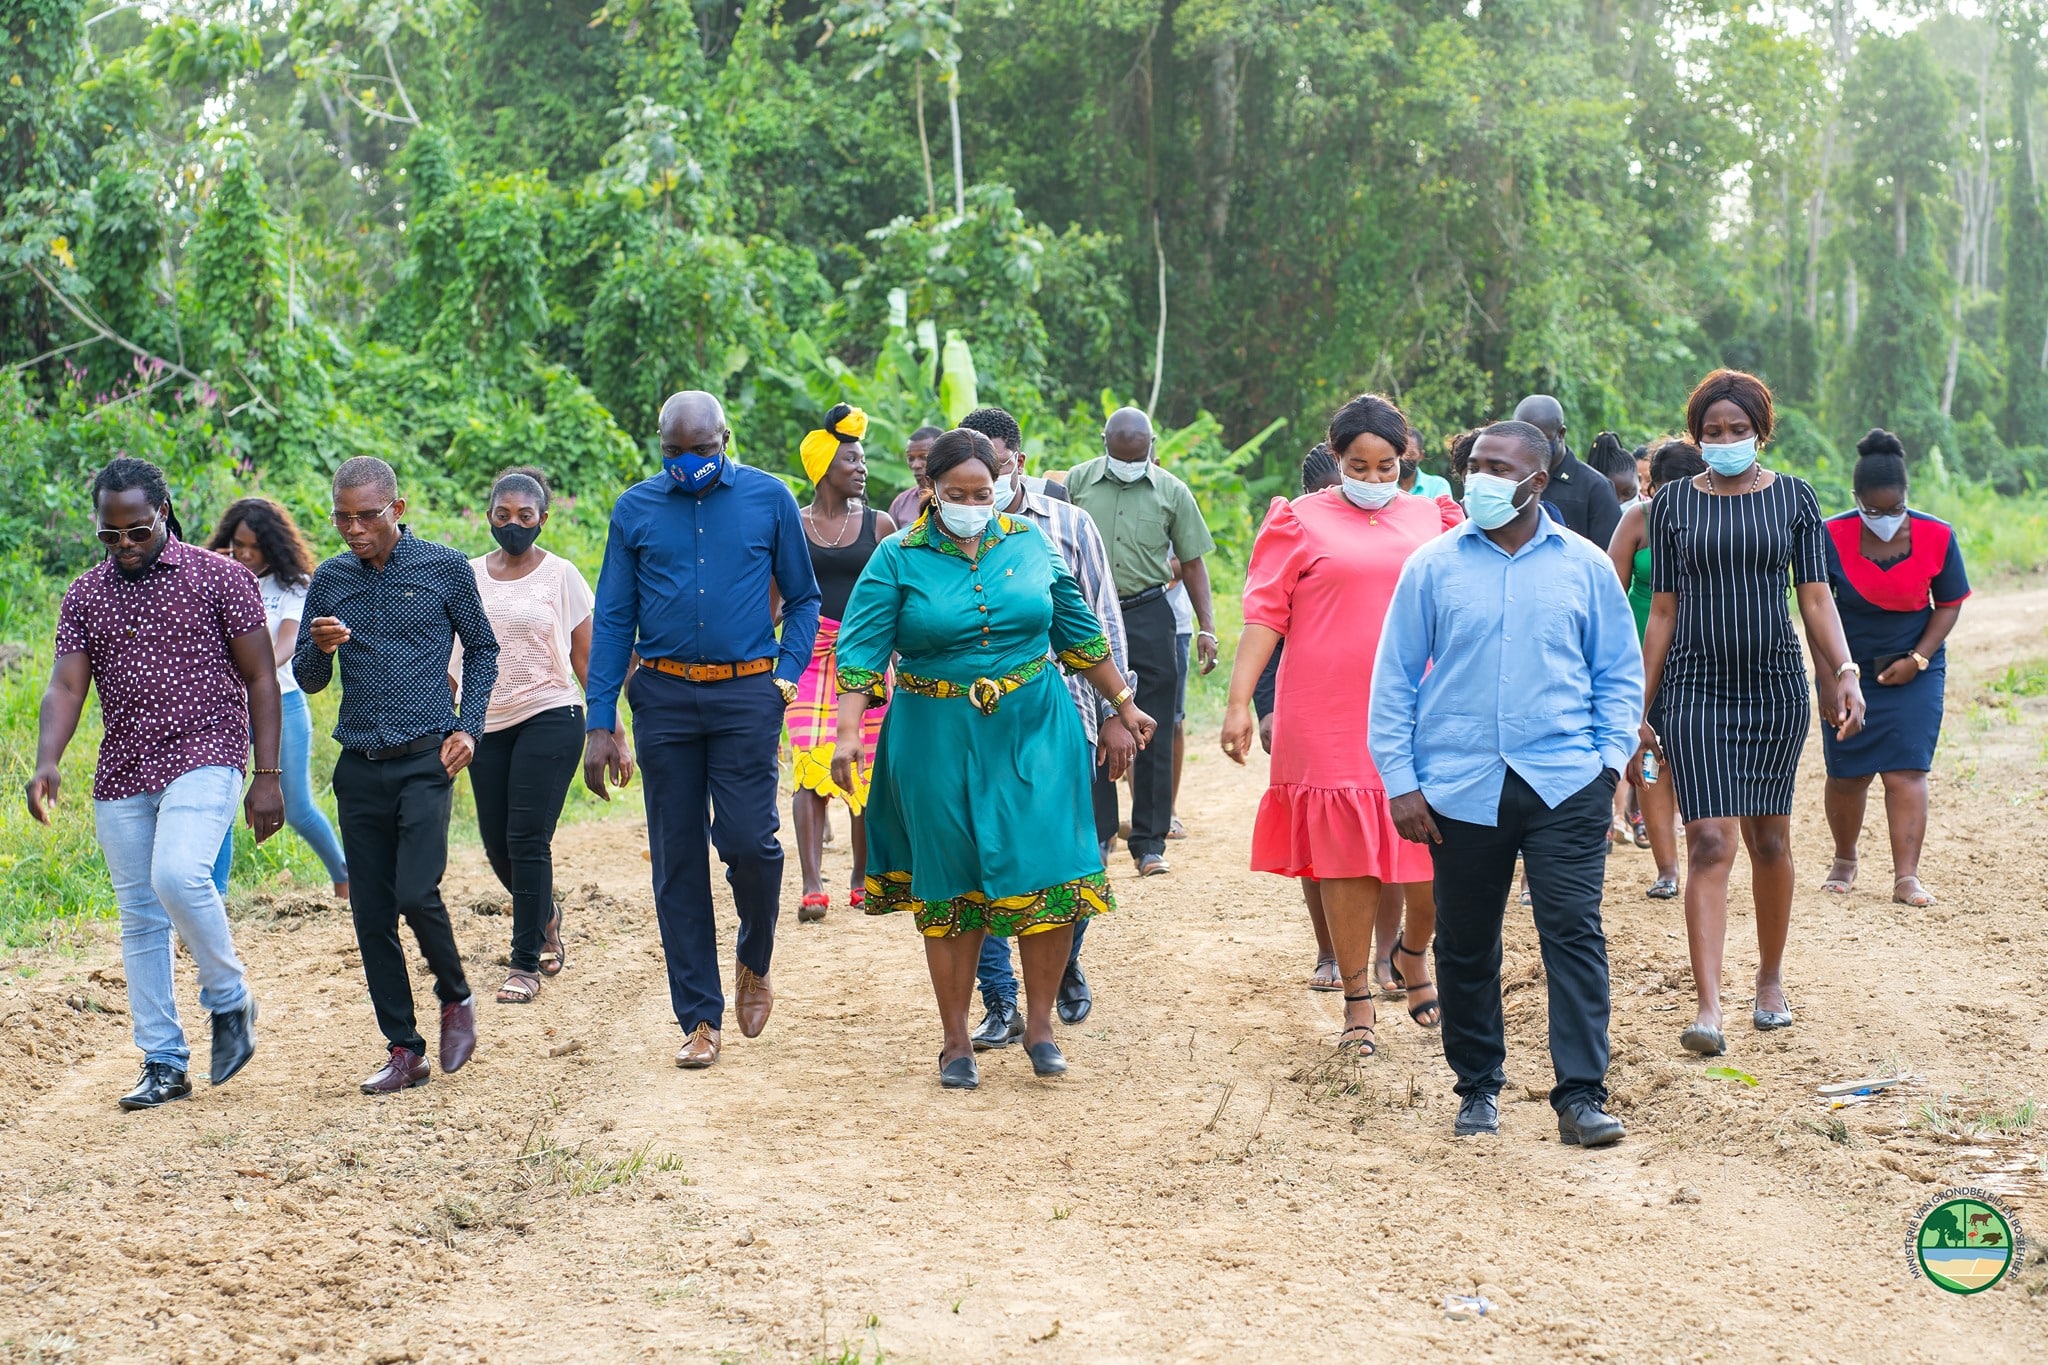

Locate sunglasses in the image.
[96,519,160,547]
[330,501,396,531]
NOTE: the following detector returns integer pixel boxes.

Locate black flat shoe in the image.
[119,1061,192,1111]
[1027,1041,1068,1076]
[971,1000,1024,1051]
[1557,1099,1625,1148]
[939,1054,980,1090]
[1056,961,1092,1024]
[1454,1091,1500,1136]
[209,999,257,1086]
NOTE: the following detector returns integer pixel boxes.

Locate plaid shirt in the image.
[1010,484,1128,745]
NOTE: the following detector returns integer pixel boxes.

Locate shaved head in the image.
[659,391,728,453]
[1104,406,1154,463]
[1512,394,1565,442]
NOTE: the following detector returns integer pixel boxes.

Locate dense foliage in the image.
[5,0,2048,546]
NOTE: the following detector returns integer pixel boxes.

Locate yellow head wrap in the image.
[801,403,869,483]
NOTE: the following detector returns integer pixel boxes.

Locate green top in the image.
[1065,457,1218,597]
[1629,542,1653,640]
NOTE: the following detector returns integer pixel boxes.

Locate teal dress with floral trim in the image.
[837,512,1116,936]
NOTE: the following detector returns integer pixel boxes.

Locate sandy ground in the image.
[4,592,2048,1363]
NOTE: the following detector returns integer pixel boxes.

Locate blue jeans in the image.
[96,765,252,1069]
[212,688,348,894]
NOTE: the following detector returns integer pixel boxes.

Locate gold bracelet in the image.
[1107,685,1135,710]
[253,768,283,775]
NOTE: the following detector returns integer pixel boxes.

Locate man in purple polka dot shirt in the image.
[28,458,285,1111]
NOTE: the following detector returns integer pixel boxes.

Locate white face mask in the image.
[1105,457,1149,483]
[1858,505,1908,541]
[936,500,994,539]
[1340,475,1401,510]
[989,474,1016,508]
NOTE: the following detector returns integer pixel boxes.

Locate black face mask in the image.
[491,522,543,555]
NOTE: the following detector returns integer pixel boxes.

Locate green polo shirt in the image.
[1065,457,1217,598]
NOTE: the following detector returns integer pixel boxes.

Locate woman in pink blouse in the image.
[1221,393,1461,1054]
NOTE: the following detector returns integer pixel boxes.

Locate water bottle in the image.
[1640,748,1660,785]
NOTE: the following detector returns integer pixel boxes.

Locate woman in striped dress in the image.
[1635,371,1866,1058]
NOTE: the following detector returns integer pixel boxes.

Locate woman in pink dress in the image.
[1221,393,1461,1055]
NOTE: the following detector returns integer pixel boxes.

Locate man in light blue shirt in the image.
[1370,420,1643,1148]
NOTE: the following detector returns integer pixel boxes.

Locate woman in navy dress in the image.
[1635,370,1866,1058]
[1818,430,1969,908]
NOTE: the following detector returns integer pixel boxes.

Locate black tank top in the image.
[808,507,882,622]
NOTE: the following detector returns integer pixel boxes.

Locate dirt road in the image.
[4,594,2047,1362]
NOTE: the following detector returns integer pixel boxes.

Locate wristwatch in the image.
[775,677,798,705]
[1834,661,1861,679]
[1910,651,1930,672]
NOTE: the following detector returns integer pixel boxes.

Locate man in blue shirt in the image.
[1370,421,1643,1148]
[584,391,822,1070]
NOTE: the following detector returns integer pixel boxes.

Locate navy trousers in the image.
[628,666,785,1034]
[1429,767,1615,1112]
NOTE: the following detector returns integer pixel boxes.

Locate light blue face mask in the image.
[1701,435,1758,477]
[1340,475,1401,510]
[1858,505,1908,541]
[936,500,995,539]
[989,474,1016,508]
[1461,469,1538,530]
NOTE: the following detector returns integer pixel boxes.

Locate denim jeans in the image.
[95,765,252,1069]
[212,688,348,894]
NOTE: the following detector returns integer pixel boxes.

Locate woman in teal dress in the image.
[832,429,1156,1089]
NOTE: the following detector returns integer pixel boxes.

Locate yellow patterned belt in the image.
[896,657,1047,716]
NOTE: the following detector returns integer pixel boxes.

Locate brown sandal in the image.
[538,901,567,976]
[496,969,542,1004]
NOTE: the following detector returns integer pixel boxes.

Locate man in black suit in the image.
[1513,394,1621,549]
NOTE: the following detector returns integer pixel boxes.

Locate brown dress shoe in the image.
[734,964,773,1039]
[440,996,477,1074]
[676,1023,721,1069]
[361,1045,430,1094]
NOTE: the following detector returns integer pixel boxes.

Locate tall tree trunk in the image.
[915,64,936,218]
[2002,27,2048,445]
[947,74,965,217]
[1894,178,1908,260]
[1844,259,1860,344]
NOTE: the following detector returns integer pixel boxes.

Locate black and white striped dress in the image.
[1647,473,1828,820]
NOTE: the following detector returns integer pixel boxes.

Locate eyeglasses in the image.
[96,520,160,547]
[330,501,396,531]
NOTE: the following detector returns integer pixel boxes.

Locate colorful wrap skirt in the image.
[786,616,887,811]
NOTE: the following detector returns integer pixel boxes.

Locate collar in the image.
[1457,506,1562,558]
[661,455,738,495]
[1014,479,1054,518]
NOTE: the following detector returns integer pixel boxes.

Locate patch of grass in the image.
[1051,1205,1071,1220]
[1914,1092,2040,1140]
[1985,1098,2039,1133]
[1799,1117,1854,1146]
[511,1126,688,1196]
[1916,485,2048,582]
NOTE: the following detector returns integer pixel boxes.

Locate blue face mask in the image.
[936,500,995,540]
[1461,469,1538,531]
[1701,435,1758,478]
[1340,475,1401,510]
[989,474,1016,509]
[664,448,726,493]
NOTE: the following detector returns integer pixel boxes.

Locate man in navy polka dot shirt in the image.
[297,457,500,1095]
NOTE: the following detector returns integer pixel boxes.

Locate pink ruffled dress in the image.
[1244,488,1460,883]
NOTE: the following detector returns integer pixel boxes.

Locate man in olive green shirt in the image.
[1067,406,1218,875]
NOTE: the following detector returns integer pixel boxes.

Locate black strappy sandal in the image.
[1387,936,1441,1030]
[1338,992,1378,1056]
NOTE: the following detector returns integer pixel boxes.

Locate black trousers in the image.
[629,666,784,1034]
[1430,767,1614,1111]
[471,705,584,973]
[334,746,470,1054]
[1103,592,1179,860]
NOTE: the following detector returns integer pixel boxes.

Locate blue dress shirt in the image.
[585,461,821,731]
[1369,515,1644,825]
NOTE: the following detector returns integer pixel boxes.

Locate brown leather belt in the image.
[640,656,775,683]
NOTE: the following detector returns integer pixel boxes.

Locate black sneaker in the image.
[119,1061,193,1111]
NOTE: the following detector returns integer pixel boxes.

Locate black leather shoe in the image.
[209,1000,257,1086]
[1056,961,1093,1024]
[971,1000,1024,1051]
[1027,1041,1068,1076]
[119,1061,192,1111]
[1558,1099,1626,1148]
[939,1054,980,1090]
[1454,1091,1500,1136]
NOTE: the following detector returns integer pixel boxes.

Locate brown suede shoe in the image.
[676,1023,721,1069]
[361,1045,430,1094]
[734,964,773,1039]
[440,996,477,1074]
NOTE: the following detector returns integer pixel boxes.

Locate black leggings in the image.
[471,705,584,972]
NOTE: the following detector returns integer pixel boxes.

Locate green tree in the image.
[2002,17,2048,448]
